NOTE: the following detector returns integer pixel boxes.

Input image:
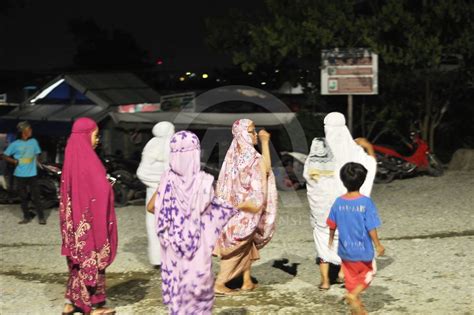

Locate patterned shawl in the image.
[215,119,278,251]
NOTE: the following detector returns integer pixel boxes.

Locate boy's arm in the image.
[1,154,18,166]
[327,213,337,248]
[369,229,385,256]
[328,228,335,248]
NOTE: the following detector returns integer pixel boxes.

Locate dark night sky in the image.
[0,0,258,71]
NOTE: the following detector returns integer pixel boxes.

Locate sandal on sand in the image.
[318,284,330,291]
[87,307,116,315]
[215,289,238,296]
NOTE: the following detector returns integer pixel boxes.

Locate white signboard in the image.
[321,48,378,95]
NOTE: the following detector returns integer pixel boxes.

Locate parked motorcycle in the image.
[101,155,146,208]
[373,131,444,183]
[36,162,62,209]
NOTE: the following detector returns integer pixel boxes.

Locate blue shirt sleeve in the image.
[32,139,41,155]
[364,197,381,231]
[3,141,16,156]
[327,199,338,228]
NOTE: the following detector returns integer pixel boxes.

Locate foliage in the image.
[206,0,474,153]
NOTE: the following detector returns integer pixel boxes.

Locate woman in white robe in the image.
[136,121,175,267]
[305,112,377,290]
[304,137,342,290]
[324,112,376,197]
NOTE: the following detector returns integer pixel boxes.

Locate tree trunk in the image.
[422,77,432,141]
[361,100,366,137]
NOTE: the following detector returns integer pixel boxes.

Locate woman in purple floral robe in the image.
[147,130,237,315]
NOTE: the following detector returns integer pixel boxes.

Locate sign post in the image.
[321,48,378,134]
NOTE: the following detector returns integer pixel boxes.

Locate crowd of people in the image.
[0,112,384,315]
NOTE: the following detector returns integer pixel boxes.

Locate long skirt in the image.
[160,200,236,315]
[215,239,260,285]
[65,258,106,313]
[313,224,341,265]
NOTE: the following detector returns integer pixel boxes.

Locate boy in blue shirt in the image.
[1,121,45,224]
[327,162,384,314]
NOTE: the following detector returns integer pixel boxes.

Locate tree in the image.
[206,0,474,152]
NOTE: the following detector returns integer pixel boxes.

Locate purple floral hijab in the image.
[154,131,214,259]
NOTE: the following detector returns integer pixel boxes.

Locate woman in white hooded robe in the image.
[304,112,377,290]
[304,137,343,290]
[323,112,376,197]
[136,121,175,267]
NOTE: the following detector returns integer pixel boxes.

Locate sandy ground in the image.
[1,170,473,314]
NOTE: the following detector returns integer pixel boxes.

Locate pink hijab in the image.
[216,119,260,204]
[59,118,117,283]
[216,119,278,250]
[155,130,214,259]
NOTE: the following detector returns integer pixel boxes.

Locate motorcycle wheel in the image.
[427,154,444,177]
[0,188,10,204]
[37,179,59,209]
[113,183,129,208]
[374,169,395,184]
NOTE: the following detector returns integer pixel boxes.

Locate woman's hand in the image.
[355,137,375,157]
[258,129,271,143]
[147,191,157,214]
[258,129,272,173]
[237,200,261,213]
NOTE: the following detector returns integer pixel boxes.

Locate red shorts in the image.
[342,260,375,293]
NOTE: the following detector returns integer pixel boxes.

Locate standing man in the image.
[1,121,45,224]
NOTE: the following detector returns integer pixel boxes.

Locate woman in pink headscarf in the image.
[147,130,237,314]
[213,119,278,294]
[60,118,117,315]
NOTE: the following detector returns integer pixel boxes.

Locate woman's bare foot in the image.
[318,282,330,290]
[62,303,75,314]
[241,282,258,291]
[214,282,237,295]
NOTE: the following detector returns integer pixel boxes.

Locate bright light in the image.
[179,77,185,82]
[186,72,191,76]
[216,78,221,82]
[275,69,279,73]
[261,81,267,85]
[248,72,253,75]
[30,78,65,103]
[189,73,196,78]
[156,59,163,65]
[202,73,209,79]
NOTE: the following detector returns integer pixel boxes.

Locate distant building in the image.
[0,72,161,162]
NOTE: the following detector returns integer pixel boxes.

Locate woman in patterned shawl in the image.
[60,117,117,315]
[213,119,278,294]
[147,130,237,314]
